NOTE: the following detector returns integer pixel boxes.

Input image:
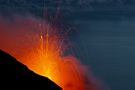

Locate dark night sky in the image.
[0,0,135,90]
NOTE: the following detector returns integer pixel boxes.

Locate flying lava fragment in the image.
[0,16,99,90]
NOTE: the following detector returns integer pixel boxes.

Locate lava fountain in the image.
[0,16,99,90]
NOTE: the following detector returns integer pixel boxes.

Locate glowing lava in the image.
[0,16,98,90]
[25,24,87,90]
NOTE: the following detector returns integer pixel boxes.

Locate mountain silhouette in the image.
[0,50,62,90]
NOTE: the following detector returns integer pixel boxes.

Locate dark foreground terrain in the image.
[0,50,62,90]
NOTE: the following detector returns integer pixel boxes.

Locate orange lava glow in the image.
[23,24,87,90]
[0,16,98,90]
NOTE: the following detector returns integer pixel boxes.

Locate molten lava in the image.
[0,16,98,90]
[23,24,87,90]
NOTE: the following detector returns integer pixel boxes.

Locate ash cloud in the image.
[0,14,105,90]
[0,1,111,90]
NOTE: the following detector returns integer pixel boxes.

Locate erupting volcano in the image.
[0,16,99,90]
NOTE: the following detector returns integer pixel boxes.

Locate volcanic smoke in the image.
[0,16,99,90]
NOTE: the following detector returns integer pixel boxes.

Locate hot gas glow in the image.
[0,16,98,90]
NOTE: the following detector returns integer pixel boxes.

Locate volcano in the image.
[0,49,62,90]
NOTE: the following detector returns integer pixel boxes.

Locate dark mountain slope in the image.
[0,50,62,90]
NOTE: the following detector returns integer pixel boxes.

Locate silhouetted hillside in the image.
[0,50,62,90]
